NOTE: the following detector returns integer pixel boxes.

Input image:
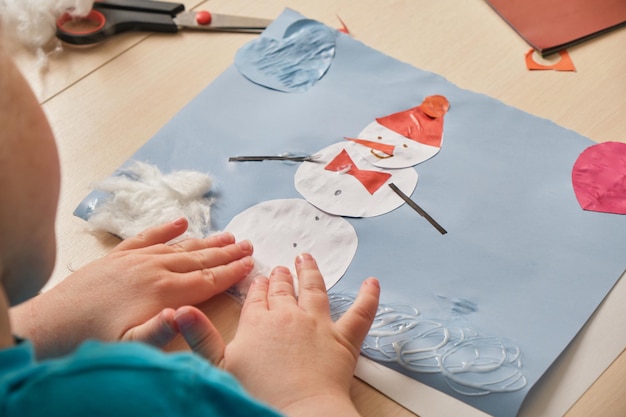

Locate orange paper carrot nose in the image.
[345,138,395,156]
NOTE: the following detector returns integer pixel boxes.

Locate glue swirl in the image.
[329,293,527,396]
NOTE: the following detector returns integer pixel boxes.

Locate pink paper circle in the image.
[572,141,626,214]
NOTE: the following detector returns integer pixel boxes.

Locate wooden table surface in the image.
[12,1,626,416]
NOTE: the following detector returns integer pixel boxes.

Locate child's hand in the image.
[10,218,253,358]
[179,253,380,417]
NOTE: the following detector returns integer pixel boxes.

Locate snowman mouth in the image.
[370,149,394,159]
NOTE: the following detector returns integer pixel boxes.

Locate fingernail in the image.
[237,240,252,252]
[174,308,196,330]
[213,231,234,244]
[365,277,380,289]
[241,256,254,268]
[252,276,268,286]
[173,217,187,226]
[271,266,290,276]
[159,309,178,335]
[296,253,313,264]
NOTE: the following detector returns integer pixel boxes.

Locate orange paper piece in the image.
[337,15,350,34]
[345,137,395,156]
[525,49,576,71]
[325,149,391,194]
[376,95,448,148]
[421,95,450,118]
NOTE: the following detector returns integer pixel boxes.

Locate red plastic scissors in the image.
[56,0,272,45]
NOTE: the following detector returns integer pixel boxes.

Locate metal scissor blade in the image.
[174,11,271,32]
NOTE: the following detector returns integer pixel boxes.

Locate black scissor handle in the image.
[56,1,183,45]
[95,0,184,15]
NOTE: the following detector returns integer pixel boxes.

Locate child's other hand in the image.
[182,253,380,417]
[10,218,253,358]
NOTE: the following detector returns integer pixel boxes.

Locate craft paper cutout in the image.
[420,95,451,118]
[388,183,447,235]
[352,95,448,169]
[295,141,418,217]
[346,138,395,156]
[324,148,392,194]
[74,9,626,417]
[336,15,350,34]
[524,49,576,72]
[224,198,357,297]
[234,18,336,93]
[487,0,626,56]
[572,141,626,214]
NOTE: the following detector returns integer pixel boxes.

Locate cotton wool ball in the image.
[87,161,215,242]
[0,0,94,53]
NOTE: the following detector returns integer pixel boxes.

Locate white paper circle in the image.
[353,121,441,168]
[224,198,358,290]
[295,141,418,217]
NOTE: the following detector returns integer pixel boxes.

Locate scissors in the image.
[56,0,272,45]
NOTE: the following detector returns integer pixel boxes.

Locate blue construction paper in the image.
[75,9,625,417]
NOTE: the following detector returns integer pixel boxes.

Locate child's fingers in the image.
[168,231,236,254]
[241,276,271,315]
[175,306,226,366]
[168,256,254,306]
[267,266,297,310]
[164,240,253,274]
[114,218,189,251]
[294,253,330,316]
[121,308,178,348]
[335,278,380,352]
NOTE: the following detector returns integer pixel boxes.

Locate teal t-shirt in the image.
[0,339,283,416]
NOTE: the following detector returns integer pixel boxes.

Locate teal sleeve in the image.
[1,340,283,417]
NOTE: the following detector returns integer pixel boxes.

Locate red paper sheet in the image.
[486,0,626,55]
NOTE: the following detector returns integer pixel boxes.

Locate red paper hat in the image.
[376,95,449,148]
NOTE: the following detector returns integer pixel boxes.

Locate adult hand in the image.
[178,253,380,417]
[10,218,254,358]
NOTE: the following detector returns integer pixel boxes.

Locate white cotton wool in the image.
[0,0,94,50]
[227,257,271,303]
[88,161,215,241]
